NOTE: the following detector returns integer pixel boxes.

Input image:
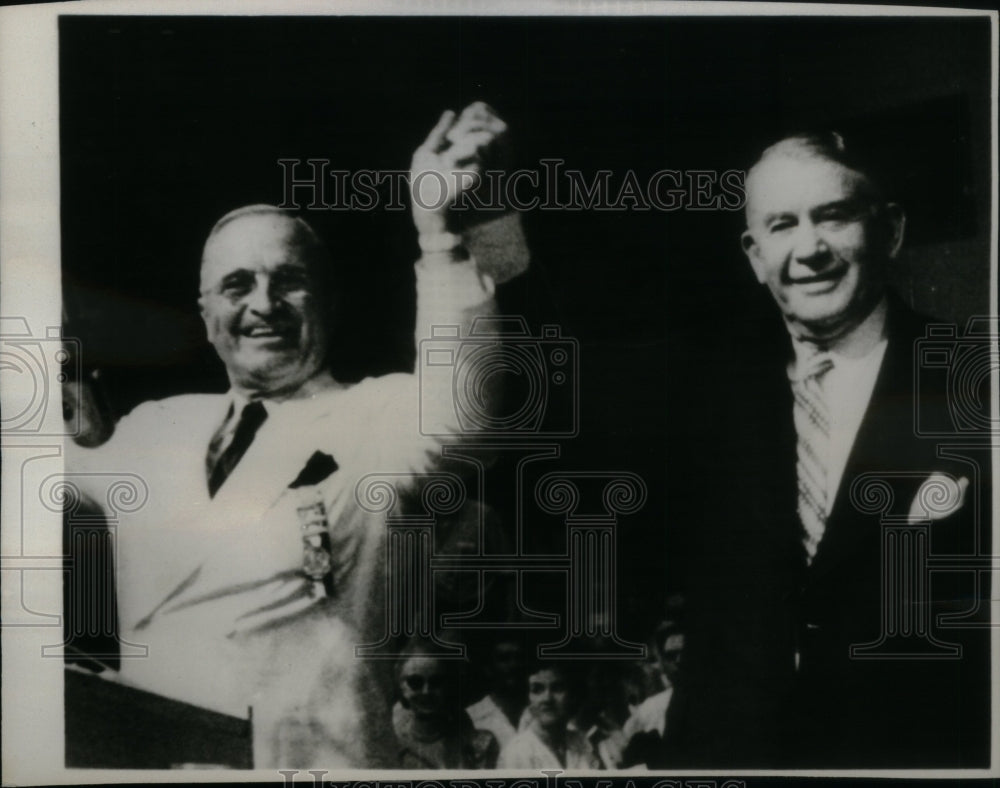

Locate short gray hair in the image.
[747,131,883,203]
[201,204,332,285]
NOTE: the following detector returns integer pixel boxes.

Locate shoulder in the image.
[466,695,496,723]
[625,689,671,736]
[300,375,422,457]
[882,290,969,415]
[886,290,934,331]
[121,393,225,424]
[110,393,225,444]
[638,688,671,717]
[313,374,415,419]
[566,727,602,768]
[566,726,593,750]
[498,729,538,765]
[355,372,416,408]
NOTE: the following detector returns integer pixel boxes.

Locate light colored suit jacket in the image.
[70,255,497,768]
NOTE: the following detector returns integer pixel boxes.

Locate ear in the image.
[741,228,767,284]
[197,293,214,340]
[882,202,906,259]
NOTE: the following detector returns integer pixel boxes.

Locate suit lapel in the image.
[809,298,924,579]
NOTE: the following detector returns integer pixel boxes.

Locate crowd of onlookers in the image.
[391,617,684,770]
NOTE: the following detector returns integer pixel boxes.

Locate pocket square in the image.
[907,473,969,523]
[289,451,339,489]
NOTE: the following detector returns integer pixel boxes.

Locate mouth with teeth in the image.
[240,324,296,344]
[786,263,849,293]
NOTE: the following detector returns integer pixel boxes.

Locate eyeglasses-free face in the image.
[528,668,571,729]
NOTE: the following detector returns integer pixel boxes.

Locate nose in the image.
[791,221,830,268]
[245,273,278,314]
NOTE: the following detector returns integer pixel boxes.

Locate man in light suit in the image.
[68,103,510,768]
[669,134,990,767]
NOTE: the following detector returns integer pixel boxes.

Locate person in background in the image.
[465,633,529,749]
[392,640,499,769]
[497,659,601,770]
[566,660,648,770]
[621,620,685,767]
[625,620,684,739]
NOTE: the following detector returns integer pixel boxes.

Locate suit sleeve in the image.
[63,399,171,503]
[365,254,498,476]
[413,253,498,440]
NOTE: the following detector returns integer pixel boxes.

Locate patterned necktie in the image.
[206,400,268,498]
[792,349,835,563]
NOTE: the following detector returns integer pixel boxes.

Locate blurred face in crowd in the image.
[489,639,526,696]
[199,211,329,397]
[399,655,450,720]
[741,150,904,342]
[658,632,685,687]
[528,667,571,730]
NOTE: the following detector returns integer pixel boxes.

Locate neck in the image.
[406,709,449,741]
[231,368,337,403]
[490,691,525,725]
[786,293,887,354]
[532,719,566,751]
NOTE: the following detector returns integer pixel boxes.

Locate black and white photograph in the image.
[0,1,996,782]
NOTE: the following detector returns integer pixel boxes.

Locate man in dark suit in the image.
[669,133,990,768]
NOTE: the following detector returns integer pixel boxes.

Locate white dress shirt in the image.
[623,687,672,739]
[788,298,889,524]
[466,694,522,749]
[497,726,601,770]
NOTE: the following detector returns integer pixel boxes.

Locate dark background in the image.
[60,14,993,640]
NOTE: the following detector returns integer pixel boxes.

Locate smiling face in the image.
[528,667,571,730]
[399,655,449,720]
[199,211,329,397]
[741,151,903,342]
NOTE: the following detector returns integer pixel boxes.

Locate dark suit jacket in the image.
[663,292,991,769]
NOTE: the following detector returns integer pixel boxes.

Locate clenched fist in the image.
[410,101,508,238]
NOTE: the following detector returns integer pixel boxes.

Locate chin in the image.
[232,360,303,389]
[786,294,853,330]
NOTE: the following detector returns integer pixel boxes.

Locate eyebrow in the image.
[761,198,868,226]
[811,197,868,216]
[216,262,310,283]
[761,211,795,226]
[219,269,254,285]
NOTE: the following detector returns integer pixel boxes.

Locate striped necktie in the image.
[206,400,268,498]
[792,349,835,563]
